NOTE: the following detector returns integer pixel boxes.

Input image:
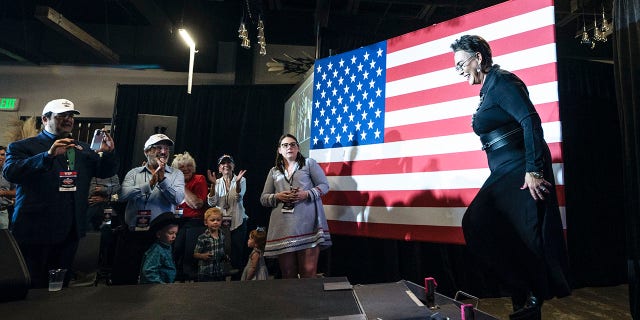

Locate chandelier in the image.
[238,0,266,55]
[577,4,612,49]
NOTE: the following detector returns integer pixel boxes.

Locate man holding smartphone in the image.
[3,98,118,288]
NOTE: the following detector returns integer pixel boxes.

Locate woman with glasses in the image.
[206,154,248,276]
[451,35,570,319]
[260,134,331,278]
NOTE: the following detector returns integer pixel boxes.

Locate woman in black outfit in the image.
[450,35,571,319]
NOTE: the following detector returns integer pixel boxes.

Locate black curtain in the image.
[112,84,293,230]
[557,59,627,288]
[613,1,640,318]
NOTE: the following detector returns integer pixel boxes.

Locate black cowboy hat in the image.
[149,212,180,234]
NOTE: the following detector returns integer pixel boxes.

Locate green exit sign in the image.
[0,98,20,111]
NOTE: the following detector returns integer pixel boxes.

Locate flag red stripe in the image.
[321,142,563,176]
[323,185,566,207]
[387,25,557,82]
[386,63,558,112]
[328,220,466,244]
[386,101,560,141]
[386,0,553,53]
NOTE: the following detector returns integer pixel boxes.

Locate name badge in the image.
[135,210,151,231]
[222,215,232,228]
[175,208,184,218]
[282,202,294,214]
[59,171,77,192]
[103,208,112,225]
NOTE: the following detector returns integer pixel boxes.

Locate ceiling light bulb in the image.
[178,29,195,48]
[580,26,591,45]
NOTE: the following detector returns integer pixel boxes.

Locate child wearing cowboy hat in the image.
[139,212,180,284]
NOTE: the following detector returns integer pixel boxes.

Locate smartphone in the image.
[90,129,103,151]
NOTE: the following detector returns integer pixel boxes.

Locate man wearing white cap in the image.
[113,133,184,284]
[3,98,118,288]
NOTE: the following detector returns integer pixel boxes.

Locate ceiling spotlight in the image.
[179,29,195,48]
[178,28,196,94]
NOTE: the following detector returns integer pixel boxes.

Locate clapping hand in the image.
[236,169,247,181]
[150,158,166,187]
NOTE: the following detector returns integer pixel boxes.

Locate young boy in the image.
[193,207,227,281]
[139,212,180,284]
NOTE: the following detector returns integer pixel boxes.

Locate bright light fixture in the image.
[178,28,196,94]
[178,29,195,48]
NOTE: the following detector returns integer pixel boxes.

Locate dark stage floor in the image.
[476,284,631,319]
[74,272,631,319]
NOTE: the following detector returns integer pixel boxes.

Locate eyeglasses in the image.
[455,55,476,74]
[280,142,298,148]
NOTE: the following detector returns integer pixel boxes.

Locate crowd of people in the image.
[1,34,571,319]
[1,99,332,288]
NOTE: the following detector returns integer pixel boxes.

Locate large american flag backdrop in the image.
[309,0,564,244]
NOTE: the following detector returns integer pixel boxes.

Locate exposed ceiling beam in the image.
[34,6,120,64]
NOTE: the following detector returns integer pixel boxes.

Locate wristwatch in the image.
[528,171,544,179]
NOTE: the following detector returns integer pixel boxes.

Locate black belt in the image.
[480,123,524,152]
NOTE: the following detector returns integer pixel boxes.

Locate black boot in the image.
[509,294,542,320]
[511,292,528,312]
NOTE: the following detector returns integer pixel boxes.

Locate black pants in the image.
[229,220,248,277]
[110,229,154,285]
[462,172,549,300]
[18,236,79,288]
[173,218,204,280]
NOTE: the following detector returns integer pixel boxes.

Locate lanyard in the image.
[65,148,75,170]
[223,177,234,210]
[284,163,298,189]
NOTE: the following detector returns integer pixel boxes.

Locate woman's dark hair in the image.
[275,133,306,174]
[450,35,493,73]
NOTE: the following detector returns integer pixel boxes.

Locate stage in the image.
[0,277,499,319]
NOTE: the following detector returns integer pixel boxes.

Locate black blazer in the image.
[3,131,119,244]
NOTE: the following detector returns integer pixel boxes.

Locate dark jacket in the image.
[3,131,119,244]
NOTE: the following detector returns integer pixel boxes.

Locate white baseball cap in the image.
[144,134,174,150]
[42,99,80,116]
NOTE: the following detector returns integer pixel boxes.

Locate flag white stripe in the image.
[324,205,567,228]
[387,44,557,98]
[310,121,562,162]
[326,163,564,191]
[386,6,556,68]
[385,81,559,128]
